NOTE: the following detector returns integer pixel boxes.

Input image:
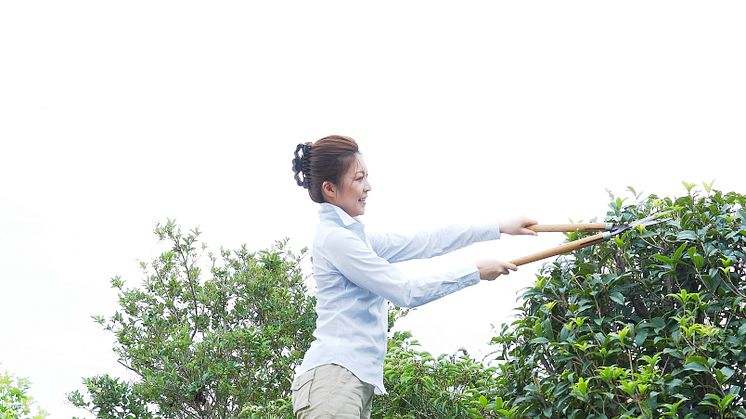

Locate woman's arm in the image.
[366,224,499,263]
[367,217,537,263]
[322,228,481,308]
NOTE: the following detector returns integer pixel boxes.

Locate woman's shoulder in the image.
[314,220,359,247]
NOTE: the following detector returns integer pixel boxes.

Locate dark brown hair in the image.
[292,135,360,203]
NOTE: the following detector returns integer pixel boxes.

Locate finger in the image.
[507,263,518,271]
[524,218,539,227]
[521,228,538,236]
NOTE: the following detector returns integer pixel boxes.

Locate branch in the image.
[187,262,200,341]
[117,360,145,380]
[176,244,201,342]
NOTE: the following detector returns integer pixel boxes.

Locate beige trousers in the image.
[291,364,375,419]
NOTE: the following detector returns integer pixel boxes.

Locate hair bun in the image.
[292,143,312,189]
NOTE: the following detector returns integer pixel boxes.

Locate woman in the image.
[290,135,536,418]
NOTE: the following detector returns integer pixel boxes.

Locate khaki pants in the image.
[291,364,375,419]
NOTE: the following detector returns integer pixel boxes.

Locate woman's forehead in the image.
[350,155,367,174]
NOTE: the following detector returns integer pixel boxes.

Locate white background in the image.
[1,1,744,417]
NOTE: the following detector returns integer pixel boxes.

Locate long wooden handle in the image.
[529,223,611,233]
[510,233,608,266]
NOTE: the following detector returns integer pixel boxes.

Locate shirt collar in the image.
[319,202,362,227]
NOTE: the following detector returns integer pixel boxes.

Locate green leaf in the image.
[637,383,650,395]
[653,254,674,264]
[542,301,557,313]
[673,243,688,260]
[683,362,709,373]
[720,366,735,381]
[703,180,715,193]
[635,329,649,346]
[610,292,625,306]
[533,320,543,337]
[689,250,704,270]
[617,326,630,343]
[650,317,666,332]
[676,230,698,241]
[618,380,637,397]
[720,393,737,410]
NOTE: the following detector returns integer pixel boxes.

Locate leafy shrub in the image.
[1,370,47,419]
[373,331,512,418]
[491,185,746,418]
[68,221,316,418]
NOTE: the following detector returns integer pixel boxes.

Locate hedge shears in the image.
[510,215,667,266]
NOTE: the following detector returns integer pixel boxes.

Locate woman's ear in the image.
[321,181,336,201]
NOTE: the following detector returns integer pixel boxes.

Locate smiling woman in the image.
[289,135,537,418]
[293,135,364,206]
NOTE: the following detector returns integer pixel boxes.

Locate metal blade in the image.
[631,214,669,228]
[610,214,669,237]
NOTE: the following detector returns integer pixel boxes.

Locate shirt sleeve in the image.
[320,228,481,308]
[366,223,501,263]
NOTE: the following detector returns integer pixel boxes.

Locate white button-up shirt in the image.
[296,203,501,394]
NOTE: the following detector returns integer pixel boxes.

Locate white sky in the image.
[1,1,744,417]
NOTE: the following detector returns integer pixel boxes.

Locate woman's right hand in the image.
[499,217,538,236]
[477,259,518,281]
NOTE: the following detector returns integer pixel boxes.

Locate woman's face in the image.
[326,155,372,217]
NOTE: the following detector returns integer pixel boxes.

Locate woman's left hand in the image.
[499,217,538,236]
[477,259,518,280]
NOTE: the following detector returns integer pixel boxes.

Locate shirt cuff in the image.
[454,263,481,287]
